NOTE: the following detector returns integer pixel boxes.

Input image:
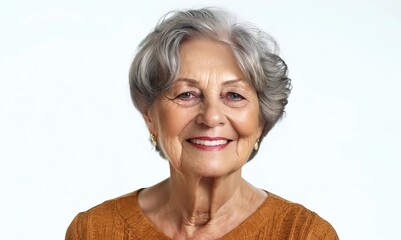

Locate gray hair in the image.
[129,8,291,160]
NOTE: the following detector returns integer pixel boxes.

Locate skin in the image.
[139,37,267,239]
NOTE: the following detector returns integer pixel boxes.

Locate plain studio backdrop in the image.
[1,0,400,239]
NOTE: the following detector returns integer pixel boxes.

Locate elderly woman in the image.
[66,8,338,240]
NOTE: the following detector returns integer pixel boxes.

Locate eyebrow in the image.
[175,78,198,85]
[175,78,246,86]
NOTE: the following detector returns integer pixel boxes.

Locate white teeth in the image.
[189,139,228,146]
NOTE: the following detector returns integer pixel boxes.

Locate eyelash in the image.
[176,92,199,100]
[175,92,245,100]
[226,92,245,101]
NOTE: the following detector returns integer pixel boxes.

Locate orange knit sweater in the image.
[66,190,338,239]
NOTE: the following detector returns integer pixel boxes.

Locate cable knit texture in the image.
[66,190,338,240]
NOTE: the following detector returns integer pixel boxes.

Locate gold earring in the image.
[254,138,260,151]
[150,133,157,149]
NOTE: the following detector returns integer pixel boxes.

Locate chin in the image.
[182,158,243,178]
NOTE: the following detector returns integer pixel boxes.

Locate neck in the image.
[168,169,246,227]
[138,167,267,239]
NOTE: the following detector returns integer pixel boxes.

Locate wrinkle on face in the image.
[145,37,263,177]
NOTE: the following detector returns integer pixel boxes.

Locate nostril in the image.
[195,106,227,128]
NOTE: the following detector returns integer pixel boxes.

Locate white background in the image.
[1,0,400,239]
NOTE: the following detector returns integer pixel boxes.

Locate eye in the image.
[221,91,247,108]
[171,91,201,107]
[176,92,197,100]
[227,92,245,101]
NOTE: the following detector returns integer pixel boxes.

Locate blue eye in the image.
[172,91,201,107]
[177,92,193,99]
[227,92,244,100]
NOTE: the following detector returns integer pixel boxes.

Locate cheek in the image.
[229,106,262,137]
[155,105,194,161]
[157,105,192,138]
[228,106,262,158]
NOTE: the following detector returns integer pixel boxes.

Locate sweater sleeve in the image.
[308,215,339,240]
[65,212,90,240]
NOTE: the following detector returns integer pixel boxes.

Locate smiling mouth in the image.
[186,137,232,150]
[188,139,229,146]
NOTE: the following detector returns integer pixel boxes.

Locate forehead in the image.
[180,37,232,57]
[177,37,248,84]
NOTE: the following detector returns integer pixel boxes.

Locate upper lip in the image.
[187,136,230,141]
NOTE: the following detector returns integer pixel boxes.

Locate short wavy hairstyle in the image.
[129,8,291,161]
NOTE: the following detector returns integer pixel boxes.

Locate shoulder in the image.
[261,192,339,240]
[65,191,139,240]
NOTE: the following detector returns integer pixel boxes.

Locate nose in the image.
[196,100,227,128]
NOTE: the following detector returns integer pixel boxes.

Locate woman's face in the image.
[145,37,263,177]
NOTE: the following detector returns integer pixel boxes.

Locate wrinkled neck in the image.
[167,168,247,227]
[137,169,267,239]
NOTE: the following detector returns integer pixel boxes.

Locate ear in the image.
[143,106,157,136]
[258,118,265,137]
